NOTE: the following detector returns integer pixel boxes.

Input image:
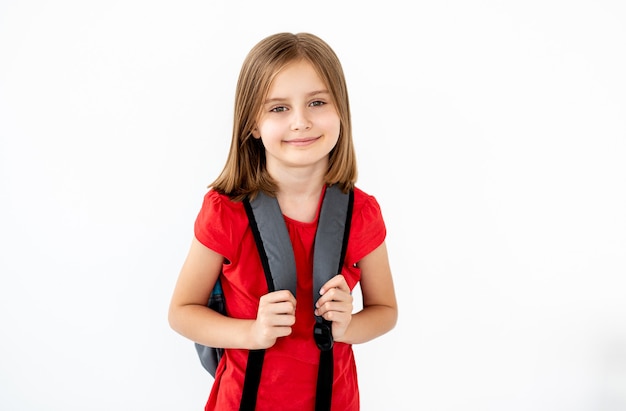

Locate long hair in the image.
[210,32,357,201]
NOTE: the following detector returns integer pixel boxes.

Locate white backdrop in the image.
[1,1,625,410]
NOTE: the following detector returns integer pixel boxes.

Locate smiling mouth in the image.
[285,136,320,146]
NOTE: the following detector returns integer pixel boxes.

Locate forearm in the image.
[168,304,257,350]
[334,304,397,345]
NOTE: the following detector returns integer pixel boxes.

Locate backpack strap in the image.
[240,185,353,411]
[239,191,291,411]
[244,188,298,296]
[313,186,353,411]
[313,184,353,349]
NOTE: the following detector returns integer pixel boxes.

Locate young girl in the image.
[168,32,398,411]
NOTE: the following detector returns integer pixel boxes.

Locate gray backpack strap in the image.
[312,185,353,411]
[246,191,297,296]
[312,185,352,310]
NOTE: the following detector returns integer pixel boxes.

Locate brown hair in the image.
[210,32,357,201]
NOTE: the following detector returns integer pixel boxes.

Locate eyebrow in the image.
[263,90,330,105]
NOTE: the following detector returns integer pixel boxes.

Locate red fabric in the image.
[194,186,386,411]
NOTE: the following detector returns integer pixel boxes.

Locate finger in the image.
[272,325,293,339]
[316,303,351,322]
[259,300,296,316]
[316,286,352,308]
[316,298,352,314]
[261,289,296,304]
[272,301,296,316]
[319,274,349,295]
[272,314,296,327]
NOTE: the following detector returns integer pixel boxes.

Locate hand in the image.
[250,290,296,349]
[315,275,353,342]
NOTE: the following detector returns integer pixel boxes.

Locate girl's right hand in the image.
[250,290,296,349]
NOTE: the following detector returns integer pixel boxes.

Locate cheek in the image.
[258,120,284,139]
[313,108,340,129]
[321,115,341,139]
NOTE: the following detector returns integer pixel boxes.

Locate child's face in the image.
[252,59,340,177]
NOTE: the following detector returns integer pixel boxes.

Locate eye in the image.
[269,106,288,113]
[310,100,326,107]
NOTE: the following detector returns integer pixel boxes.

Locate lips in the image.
[285,136,320,146]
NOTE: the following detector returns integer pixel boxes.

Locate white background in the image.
[1,1,625,410]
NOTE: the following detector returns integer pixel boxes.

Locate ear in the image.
[251,127,261,139]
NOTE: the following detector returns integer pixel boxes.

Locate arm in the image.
[168,237,296,350]
[316,241,398,344]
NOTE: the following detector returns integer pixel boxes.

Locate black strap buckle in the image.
[313,319,334,351]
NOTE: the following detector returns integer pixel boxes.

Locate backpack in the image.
[195,184,354,411]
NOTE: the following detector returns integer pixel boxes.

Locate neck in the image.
[274,180,326,223]
[269,164,326,198]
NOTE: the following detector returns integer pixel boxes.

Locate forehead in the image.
[266,60,327,95]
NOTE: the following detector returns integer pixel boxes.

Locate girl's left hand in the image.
[315,274,353,342]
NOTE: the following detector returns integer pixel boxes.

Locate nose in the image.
[291,108,312,131]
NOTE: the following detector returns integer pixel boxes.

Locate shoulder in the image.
[194,189,248,260]
[351,186,384,222]
[349,186,386,244]
[199,189,244,212]
[352,186,377,203]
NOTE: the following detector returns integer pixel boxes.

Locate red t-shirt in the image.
[194,186,386,411]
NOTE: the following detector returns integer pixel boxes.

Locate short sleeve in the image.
[193,190,247,264]
[342,188,387,289]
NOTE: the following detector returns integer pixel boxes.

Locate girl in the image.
[168,32,398,411]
